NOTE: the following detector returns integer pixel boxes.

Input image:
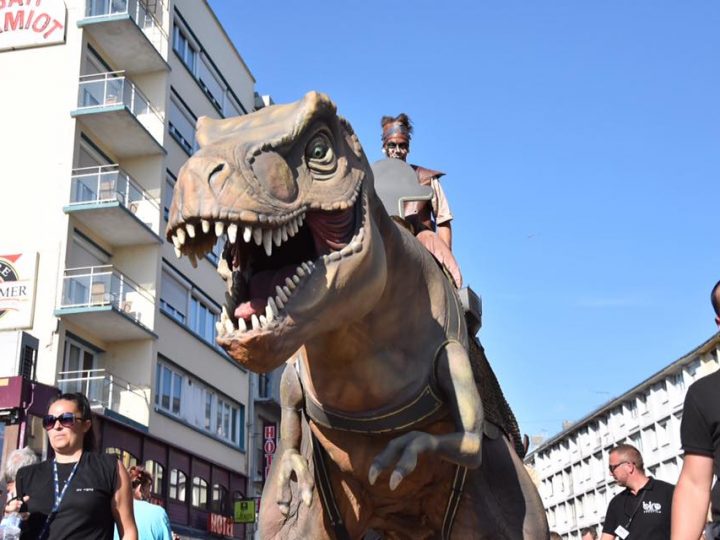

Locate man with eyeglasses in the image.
[380,113,454,252]
[601,444,674,540]
[671,280,720,540]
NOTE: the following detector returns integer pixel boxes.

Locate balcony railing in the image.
[84,0,168,57]
[57,368,148,421]
[69,165,160,231]
[76,71,164,143]
[59,265,154,327]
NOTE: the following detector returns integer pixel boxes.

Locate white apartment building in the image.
[0,1,278,537]
[524,333,720,539]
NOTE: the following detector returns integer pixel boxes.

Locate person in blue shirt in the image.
[115,466,172,540]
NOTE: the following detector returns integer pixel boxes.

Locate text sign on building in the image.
[0,252,38,331]
[263,423,277,481]
[0,0,67,52]
[207,513,234,537]
[233,499,256,524]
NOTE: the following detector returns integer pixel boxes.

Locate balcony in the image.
[78,0,169,75]
[255,368,281,408]
[55,265,157,341]
[64,165,161,246]
[71,71,164,158]
[58,368,149,426]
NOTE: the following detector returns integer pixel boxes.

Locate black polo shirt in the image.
[602,477,674,539]
[681,369,720,521]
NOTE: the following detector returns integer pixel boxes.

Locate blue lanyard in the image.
[38,458,80,540]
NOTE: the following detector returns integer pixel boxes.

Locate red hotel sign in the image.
[207,513,234,537]
[263,423,277,481]
[0,0,67,52]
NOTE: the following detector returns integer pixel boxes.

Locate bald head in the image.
[712,280,720,326]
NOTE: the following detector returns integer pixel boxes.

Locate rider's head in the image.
[711,280,720,327]
[381,114,412,162]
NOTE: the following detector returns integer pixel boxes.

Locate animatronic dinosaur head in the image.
[167,92,388,372]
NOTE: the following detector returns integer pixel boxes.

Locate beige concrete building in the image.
[0,1,275,537]
[524,333,720,539]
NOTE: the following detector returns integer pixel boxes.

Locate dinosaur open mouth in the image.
[168,185,366,336]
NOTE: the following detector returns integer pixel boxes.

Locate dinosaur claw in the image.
[368,465,379,486]
[389,471,403,491]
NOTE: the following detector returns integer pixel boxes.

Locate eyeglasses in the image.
[608,461,631,473]
[385,142,408,150]
[42,412,82,430]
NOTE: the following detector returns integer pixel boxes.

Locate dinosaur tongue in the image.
[305,207,355,254]
[234,266,296,319]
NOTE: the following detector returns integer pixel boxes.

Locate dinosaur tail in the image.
[468,336,526,458]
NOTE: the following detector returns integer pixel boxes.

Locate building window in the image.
[189,296,218,344]
[173,24,197,73]
[169,97,197,155]
[210,484,228,514]
[198,56,225,111]
[155,358,246,449]
[160,269,188,324]
[163,172,176,222]
[169,469,187,501]
[156,362,182,415]
[161,266,221,348]
[106,448,138,469]
[206,239,222,265]
[145,460,165,497]
[192,476,208,509]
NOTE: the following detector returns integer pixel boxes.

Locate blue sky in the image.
[209,1,720,440]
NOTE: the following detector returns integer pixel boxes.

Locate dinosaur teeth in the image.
[215,221,224,237]
[253,227,263,246]
[243,226,252,243]
[276,286,288,303]
[174,247,182,258]
[201,219,210,234]
[227,223,238,244]
[273,228,282,247]
[176,227,186,245]
[251,314,260,330]
[186,223,196,238]
[263,229,273,257]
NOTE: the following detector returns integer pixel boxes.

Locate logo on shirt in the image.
[642,501,662,514]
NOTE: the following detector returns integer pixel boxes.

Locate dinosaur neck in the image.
[302,200,452,411]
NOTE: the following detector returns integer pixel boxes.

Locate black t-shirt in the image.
[602,477,674,540]
[681,369,720,521]
[15,452,119,540]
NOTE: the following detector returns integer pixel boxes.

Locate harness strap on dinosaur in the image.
[311,432,351,540]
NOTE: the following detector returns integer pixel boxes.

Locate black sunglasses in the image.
[385,142,408,150]
[608,461,631,473]
[42,412,82,430]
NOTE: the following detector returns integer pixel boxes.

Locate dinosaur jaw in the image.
[167,179,368,369]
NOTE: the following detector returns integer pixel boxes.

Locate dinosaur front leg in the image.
[275,360,314,514]
[368,340,484,490]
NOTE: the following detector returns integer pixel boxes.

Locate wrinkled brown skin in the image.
[168,92,548,539]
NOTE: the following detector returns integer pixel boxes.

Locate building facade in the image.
[0,1,275,537]
[524,333,720,539]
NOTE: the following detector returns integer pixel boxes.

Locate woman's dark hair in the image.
[48,392,96,452]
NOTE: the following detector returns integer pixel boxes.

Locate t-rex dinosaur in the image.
[166,91,549,539]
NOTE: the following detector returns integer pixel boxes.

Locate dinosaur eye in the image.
[304,133,337,180]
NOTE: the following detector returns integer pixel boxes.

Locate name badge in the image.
[614,525,629,539]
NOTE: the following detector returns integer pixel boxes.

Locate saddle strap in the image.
[312,432,351,540]
[441,465,468,540]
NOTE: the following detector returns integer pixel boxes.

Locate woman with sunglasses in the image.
[4,392,137,539]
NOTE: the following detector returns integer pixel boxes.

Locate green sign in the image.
[234,499,256,523]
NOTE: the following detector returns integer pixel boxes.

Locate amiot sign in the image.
[0,0,66,52]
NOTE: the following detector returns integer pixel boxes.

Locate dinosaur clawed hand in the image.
[368,431,439,491]
[276,449,314,515]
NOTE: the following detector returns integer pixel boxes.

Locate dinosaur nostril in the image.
[208,163,225,185]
